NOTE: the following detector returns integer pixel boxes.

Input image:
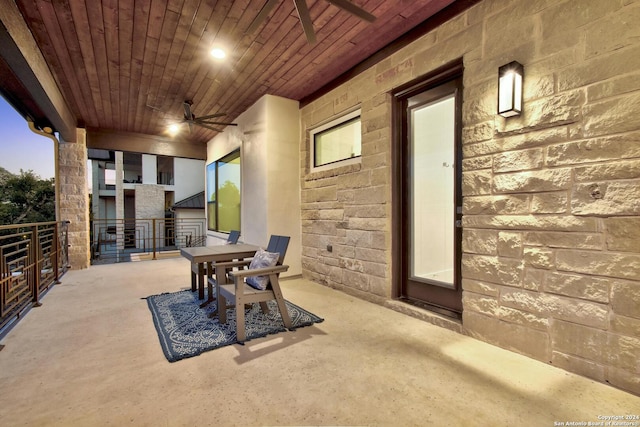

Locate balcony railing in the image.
[0,221,70,337]
[91,217,206,264]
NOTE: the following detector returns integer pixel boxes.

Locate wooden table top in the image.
[180,243,260,263]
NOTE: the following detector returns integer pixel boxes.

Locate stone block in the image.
[496,305,549,331]
[587,73,640,102]
[517,91,583,132]
[551,351,606,383]
[531,192,568,214]
[302,186,337,203]
[557,250,640,280]
[611,280,640,320]
[463,215,598,232]
[353,185,387,205]
[493,168,572,194]
[544,272,610,303]
[550,319,609,364]
[493,148,544,173]
[604,217,640,253]
[611,314,640,337]
[547,133,640,167]
[462,155,492,172]
[336,171,371,190]
[347,217,387,232]
[584,91,640,137]
[585,3,640,58]
[607,367,640,397]
[462,229,498,255]
[501,127,567,152]
[462,279,500,297]
[524,231,603,250]
[523,268,544,291]
[462,254,523,287]
[558,44,640,92]
[462,171,492,195]
[463,311,550,362]
[355,247,386,263]
[463,292,499,316]
[523,247,554,269]
[344,205,385,219]
[608,334,640,373]
[463,195,529,215]
[462,122,494,144]
[572,181,640,216]
[497,232,522,258]
[501,289,608,329]
[574,159,640,182]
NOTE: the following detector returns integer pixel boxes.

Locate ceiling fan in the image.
[247,0,376,44]
[180,100,238,133]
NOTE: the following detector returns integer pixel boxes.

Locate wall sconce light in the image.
[498,61,524,117]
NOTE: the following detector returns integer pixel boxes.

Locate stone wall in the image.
[300,0,640,395]
[58,130,90,269]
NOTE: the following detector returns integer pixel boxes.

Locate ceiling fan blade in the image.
[188,121,194,133]
[199,120,238,126]
[195,112,227,121]
[294,0,316,44]
[183,101,194,120]
[246,0,280,35]
[326,0,376,22]
[196,122,225,133]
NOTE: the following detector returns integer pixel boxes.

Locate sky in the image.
[0,95,55,179]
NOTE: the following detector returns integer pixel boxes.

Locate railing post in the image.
[53,222,60,284]
[152,218,157,260]
[31,224,42,307]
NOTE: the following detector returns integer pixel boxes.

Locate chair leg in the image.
[270,276,292,329]
[217,294,228,323]
[236,294,246,343]
[259,301,269,314]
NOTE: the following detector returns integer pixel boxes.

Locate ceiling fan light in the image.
[210,48,226,59]
[168,124,180,136]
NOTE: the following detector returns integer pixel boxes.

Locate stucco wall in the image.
[299,0,640,395]
[206,95,301,276]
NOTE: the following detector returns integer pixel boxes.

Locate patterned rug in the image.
[146,289,324,362]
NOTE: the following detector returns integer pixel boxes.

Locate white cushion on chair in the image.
[245,249,279,290]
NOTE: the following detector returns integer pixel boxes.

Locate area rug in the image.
[145,289,323,362]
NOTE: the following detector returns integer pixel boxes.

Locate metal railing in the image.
[0,221,70,336]
[90,217,206,264]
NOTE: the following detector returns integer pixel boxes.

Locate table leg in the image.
[200,262,216,308]
[198,262,205,300]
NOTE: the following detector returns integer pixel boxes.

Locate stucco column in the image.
[58,129,90,269]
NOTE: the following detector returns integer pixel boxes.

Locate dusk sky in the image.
[0,95,55,179]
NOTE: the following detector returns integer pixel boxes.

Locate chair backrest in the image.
[265,235,290,265]
[227,230,240,244]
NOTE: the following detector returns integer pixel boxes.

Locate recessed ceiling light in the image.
[210,48,226,59]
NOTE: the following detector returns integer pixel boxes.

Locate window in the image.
[310,109,361,171]
[157,155,174,185]
[207,150,241,232]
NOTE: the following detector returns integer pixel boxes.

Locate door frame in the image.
[391,59,464,317]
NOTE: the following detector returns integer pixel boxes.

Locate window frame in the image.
[309,109,362,172]
[207,149,241,233]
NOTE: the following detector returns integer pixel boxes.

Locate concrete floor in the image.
[0,257,638,426]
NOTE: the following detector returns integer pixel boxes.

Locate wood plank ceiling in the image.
[12,0,463,145]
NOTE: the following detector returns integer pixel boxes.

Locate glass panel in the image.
[217,151,241,233]
[206,163,216,230]
[314,116,361,167]
[410,94,455,287]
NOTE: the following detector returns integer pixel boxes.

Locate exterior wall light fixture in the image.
[498,61,524,117]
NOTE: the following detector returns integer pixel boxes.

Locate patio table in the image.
[180,244,260,306]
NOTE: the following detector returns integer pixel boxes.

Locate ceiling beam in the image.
[0,0,76,142]
[87,129,207,160]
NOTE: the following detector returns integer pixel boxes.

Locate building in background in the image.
[88,149,204,261]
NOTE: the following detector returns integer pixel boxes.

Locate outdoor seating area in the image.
[0,257,637,425]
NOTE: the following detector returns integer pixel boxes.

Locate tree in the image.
[0,170,55,224]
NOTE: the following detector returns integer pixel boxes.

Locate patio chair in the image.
[216,235,292,342]
[190,230,240,300]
